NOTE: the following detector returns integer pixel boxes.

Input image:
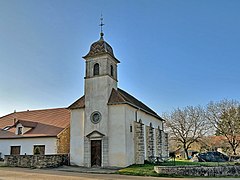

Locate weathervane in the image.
[99,14,104,38]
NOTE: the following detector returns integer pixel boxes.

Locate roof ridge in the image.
[0,112,14,119]
[116,88,129,102]
[68,95,85,109]
[107,88,126,104]
[118,88,152,108]
[116,88,163,120]
[0,107,68,118]
[113,88,126,102]
[16,107,68,113]
[15,119,38,125]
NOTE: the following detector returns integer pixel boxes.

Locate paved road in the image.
[0,167,240,180]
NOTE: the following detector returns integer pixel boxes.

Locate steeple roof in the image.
[83,35,119,63]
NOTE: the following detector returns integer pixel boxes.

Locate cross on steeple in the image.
[99,14,104,38]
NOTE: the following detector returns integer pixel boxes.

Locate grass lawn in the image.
[118,164,159,177]
[118,159,236,177]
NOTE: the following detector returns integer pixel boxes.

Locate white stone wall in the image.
[108,105,126,167]
[108,104,166,167]
[84,76,117,137]
[83,56,118,167]
[85,55,118,81]
[70,108,85,166]
[69,103,167,167]
[137,110,164,130]
[125,106,135,165]
[0,137,57,158]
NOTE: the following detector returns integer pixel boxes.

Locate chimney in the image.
[13,110,17,125]
[13,118,17,125]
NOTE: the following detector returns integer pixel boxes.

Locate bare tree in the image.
[207,99,240,155]
[164,106,210,159]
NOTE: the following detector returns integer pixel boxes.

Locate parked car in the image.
[196,151,229,162]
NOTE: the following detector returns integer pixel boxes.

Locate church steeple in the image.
[82,19,121,149]
[83,15,119,61]
[83,17,120,82]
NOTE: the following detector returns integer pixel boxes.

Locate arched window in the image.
[110,65,114,76]
[93,63,99,76]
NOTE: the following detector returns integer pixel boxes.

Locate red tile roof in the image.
[0,129,16,138]
[0,108,70,139]
[15,120,38,128]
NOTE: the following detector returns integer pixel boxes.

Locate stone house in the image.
[69,32,168,167]
[0,108,70,159]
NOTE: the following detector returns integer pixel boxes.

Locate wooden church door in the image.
[91,140,102,167]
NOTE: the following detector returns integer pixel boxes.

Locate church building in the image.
[68,31,168,167]
[0,24,168,168]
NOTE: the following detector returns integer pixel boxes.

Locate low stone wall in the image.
[4,154,69,168]
[154,165,240,177]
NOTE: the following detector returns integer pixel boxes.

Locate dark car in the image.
[197,151,229,162]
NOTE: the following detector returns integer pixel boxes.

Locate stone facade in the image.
[102,136,109,167]
[83,137,91,167]
[154,165,240,177]
[134,121,169,164]
[146,125,154,159]
[57,126,70,154]
[156,129,169,159]
[134,121,145,164]
[155,128,162,159]
[4,154,69,168]
[162,132,169,159]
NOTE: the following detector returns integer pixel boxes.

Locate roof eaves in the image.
[68,106,85,110]
[83,53,120,63]
[0,135,57,139]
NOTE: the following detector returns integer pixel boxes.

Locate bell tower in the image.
[82,17,120,167]
[83,28,120,105]
[83,32,119,84]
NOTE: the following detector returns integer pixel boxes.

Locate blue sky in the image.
[0,0,239,117]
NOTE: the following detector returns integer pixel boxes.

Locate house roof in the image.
[68,88,163,121]
[0,129,16,138]
[14,120,38,128]
[0,108,70,139]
